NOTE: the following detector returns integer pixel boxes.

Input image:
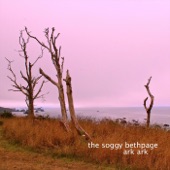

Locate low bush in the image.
[0,111,13,118]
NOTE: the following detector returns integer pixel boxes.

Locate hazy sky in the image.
[0,0,170,107]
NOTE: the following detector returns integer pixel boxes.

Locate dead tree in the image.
[25,27,70,131]
[6,30,45,118]
[64,70,91,140]
[144,77,154,127]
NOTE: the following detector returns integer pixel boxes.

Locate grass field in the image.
[0,117,170,170]
[0,119,113,170]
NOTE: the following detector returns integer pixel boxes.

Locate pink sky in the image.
[0,0,170,107]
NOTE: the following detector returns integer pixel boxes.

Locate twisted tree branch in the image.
[144,76,154,127]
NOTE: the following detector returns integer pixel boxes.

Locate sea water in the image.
[13,107,170,125]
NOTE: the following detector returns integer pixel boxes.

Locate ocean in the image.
[13,106,170,125]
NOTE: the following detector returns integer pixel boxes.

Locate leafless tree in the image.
[25,27,70,131]
[25,27,91,140]
[6,30,46,118]
[144,76,154,127]
[64,70,91,140]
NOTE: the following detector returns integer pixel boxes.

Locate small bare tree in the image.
[144,76,154,127]
[25,27,70,131]
[6,30,46,118]
[64,70,91,140]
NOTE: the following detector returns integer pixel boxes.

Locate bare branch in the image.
[35,91,49,100]
[144,76,154,127]
[52,32,60,56]
[32,75,43,89]
[21,86,29,91]
[25,27,50,51]
[54,33,60,44]
[33,80,46,100]
[145,77,154,98]
[146,76,152,86]
[58,46,61,58]
[64,70,91,140]
[32,47,44,66]
[6,58,28,96]
[44,28,53,53]
[51,27,60,46]
[39,68,59,87]
[44,28,49,38]
[7,75,15,83]
[9,89,21,92]
[6,58,16,81]
[61,57,64,74]
[20,71,28,83]
[9,83,28,96]
[143,97,148,111]
[18,30,30,79]
[25,97,29,108]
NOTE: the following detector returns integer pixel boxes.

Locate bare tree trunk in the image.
[25,27,71,132]
[39,68,70,132]
[64,70,91,140]
[144,77,154,128]
[58,86,70,132]
[27,63,35,119]
[28,97,34,119]
[146,111,151,128]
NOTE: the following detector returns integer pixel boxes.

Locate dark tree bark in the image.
[143,77,154,128]
[6,30,45,119]
[64,70,91,140]
[25,27,70,131]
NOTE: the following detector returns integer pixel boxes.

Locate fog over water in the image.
[13,106,170,125]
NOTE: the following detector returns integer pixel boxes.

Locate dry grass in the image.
[1,117,170,170]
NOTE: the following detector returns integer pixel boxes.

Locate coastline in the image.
[11,106,170,125]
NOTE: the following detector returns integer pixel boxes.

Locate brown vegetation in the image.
[0,122,109,170]
[2,117,170,170]
[0,147,101,170]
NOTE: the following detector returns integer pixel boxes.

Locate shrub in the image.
[0,111,13,118]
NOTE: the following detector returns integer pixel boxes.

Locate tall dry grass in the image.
[2,117,170,170]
